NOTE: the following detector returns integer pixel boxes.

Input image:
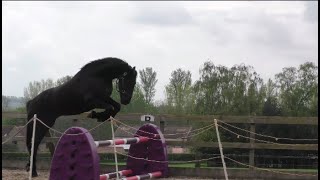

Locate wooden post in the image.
[249,117,256,170]
[195,152,201,168]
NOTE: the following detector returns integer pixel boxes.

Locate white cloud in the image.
[7,67,18,72]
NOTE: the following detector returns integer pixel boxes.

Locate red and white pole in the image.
[122,171,162,180]
[100,169,133,180]
[95,137,149,147]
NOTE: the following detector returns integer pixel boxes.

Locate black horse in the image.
[25,57,137,177]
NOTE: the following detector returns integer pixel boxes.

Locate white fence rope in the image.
[116,151,221,164]
[224,156,318,177]
[36,117,111,136]
[2,117,34,145]
[113,122,215,141]
[113,118,216,137]
[217,119,318,141]
[218,124,317,146]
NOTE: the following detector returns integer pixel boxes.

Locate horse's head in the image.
[116,66,137,105]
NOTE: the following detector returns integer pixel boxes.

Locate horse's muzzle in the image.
[120,96,131,105]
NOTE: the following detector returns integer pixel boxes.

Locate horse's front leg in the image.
[87,104,114,121]
[87,98,121,121]
[105,97,121,117]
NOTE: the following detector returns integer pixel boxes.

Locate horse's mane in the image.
[81,57,129,71]
[78,57,130,77]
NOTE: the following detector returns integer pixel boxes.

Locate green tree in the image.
[275,62,318,116]
[165,68,193,114]
[56,75,73,86]
[139,67,158,105]
[23,78,55,101]
[2,95,9,110]
[262,79,281,116]
[194,61,265,116]
[121,83,149,113]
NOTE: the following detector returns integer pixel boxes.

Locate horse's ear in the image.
[133,66,136,70]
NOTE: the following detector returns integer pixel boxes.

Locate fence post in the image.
[160,116,165,134]
[249,117,256,171]
[195,152,201,168]
[214,119,229,180]
[29,114,37,180]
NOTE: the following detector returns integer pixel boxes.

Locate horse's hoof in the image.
[32,171,38,177]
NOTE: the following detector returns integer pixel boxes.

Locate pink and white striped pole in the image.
[95,137,149,147]
[100,169,133,180]
[122,171,162,180]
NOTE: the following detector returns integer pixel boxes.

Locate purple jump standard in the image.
[49,123,168,180]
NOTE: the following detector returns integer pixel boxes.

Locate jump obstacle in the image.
[49,123,168,180]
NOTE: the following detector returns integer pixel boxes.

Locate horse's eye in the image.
[123,72,127,76]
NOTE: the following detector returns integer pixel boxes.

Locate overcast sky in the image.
[2,1,318,101]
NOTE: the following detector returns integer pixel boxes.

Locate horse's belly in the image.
[57,96,89,115]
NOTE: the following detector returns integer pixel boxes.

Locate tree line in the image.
[3,60,318,117]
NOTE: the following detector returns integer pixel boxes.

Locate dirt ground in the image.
[2,169,49,180]
[2,169,213,180]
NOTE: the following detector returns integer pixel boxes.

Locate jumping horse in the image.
[25,57,137,177]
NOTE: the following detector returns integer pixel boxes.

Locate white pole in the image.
[110,118,120,180]
[29,114,37,180]
[214,119,229,180]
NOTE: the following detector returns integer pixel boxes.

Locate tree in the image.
[56,75,73,86]
[23,76,73,102]
[275,62,318,116]
[262,97,282,116]
[262,79,281,116]
[193,61,265,116]
[165,68,193,114]
[2,95,9,110]
[139,67,158,104]
[110,80,153,113]
[120,83,150,113]
[23,78,55,101]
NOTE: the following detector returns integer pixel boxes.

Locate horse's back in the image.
[52,76,110,115]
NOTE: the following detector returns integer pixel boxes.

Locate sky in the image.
[2,1,318,101]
